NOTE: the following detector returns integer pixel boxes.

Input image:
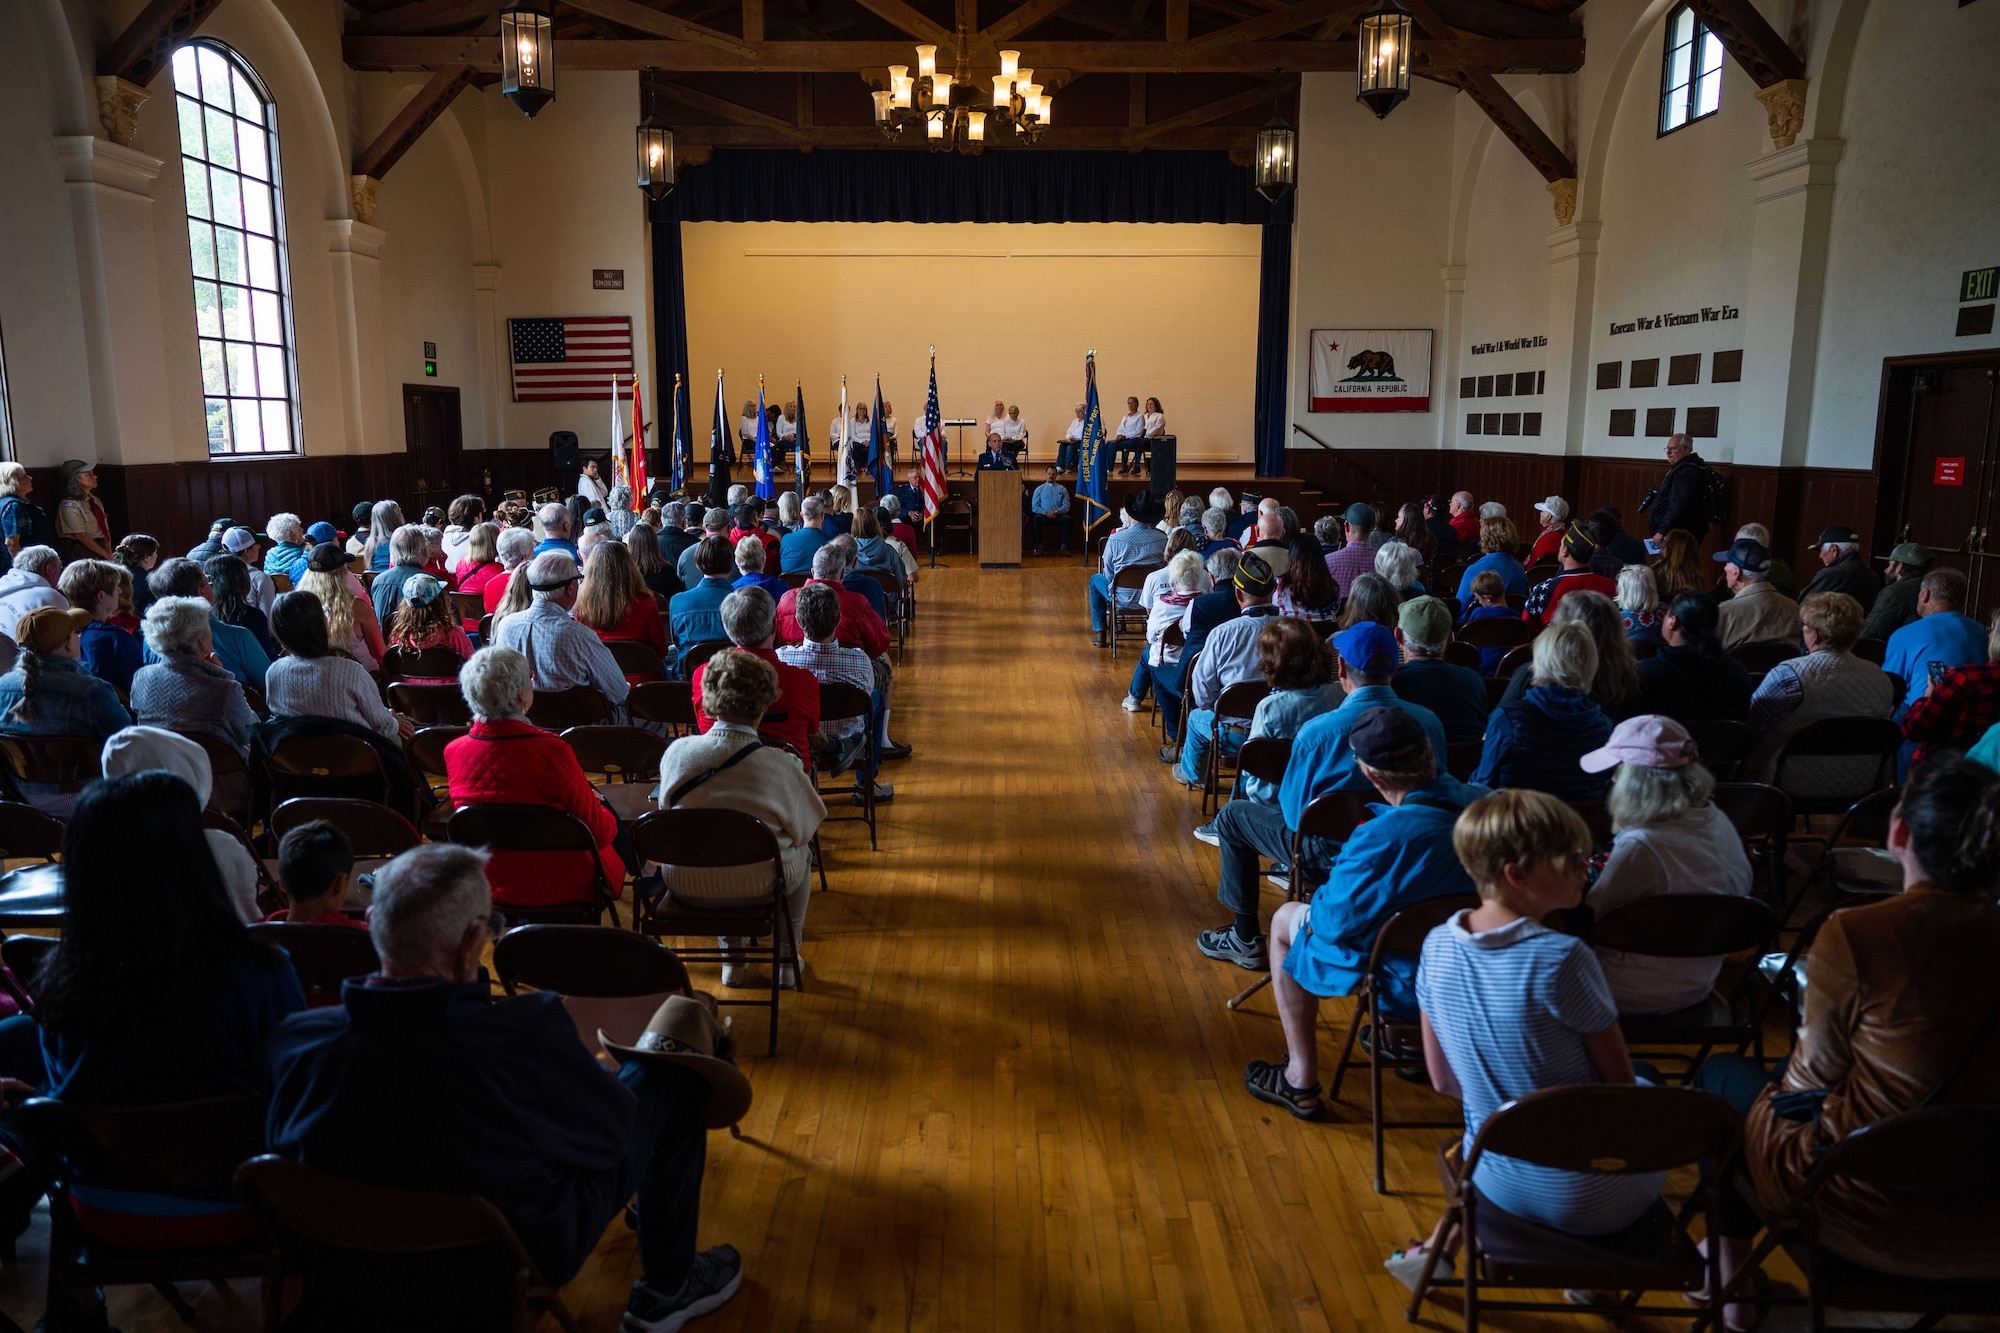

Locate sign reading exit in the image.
[1963,268,1998,303]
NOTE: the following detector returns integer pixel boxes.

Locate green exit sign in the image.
[1964,267,1999,303]
[423,340,438,378]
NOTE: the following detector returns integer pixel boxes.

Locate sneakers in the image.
[624,1245,743,1332]
[1121,695,1142,712]
[1158,745,1179,764]
[879,740,913,761]
[1196,925,1268,970]
[1191,822,1220,847]
[853,782,894,804]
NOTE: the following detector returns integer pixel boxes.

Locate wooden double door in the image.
[1871,352,2000,623]
[402,385,464,517]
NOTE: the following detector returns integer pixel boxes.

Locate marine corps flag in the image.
[629,375,648,501]
[1077,352,1110,525]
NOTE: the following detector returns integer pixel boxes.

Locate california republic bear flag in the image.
[1307,329,1434,412]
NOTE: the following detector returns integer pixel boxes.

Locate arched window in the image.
[172,42,301,455]
[1659,3,1725,135]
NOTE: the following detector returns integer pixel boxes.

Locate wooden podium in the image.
[977,469,1022,568]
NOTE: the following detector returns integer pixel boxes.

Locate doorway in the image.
[402,385,464,517]
[1870,351,2000,622]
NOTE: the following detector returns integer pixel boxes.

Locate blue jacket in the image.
[1285,776,1486,1014]
[668,577,733,659]
[1280,685,1450,830]
[732,571,791,602]
[894,483,925,520]
[144,615,270,686]
[1471,685,1612,800]
[267,979,633,1285]
[263,543,311,585]
[1455,551,1527,602]
[79,619,144,694]
[1391,659,1490,745]
[533,538,580,561]
[1242,685,1341,805]
[842,572,888,621]
[779,526,831,574]
[0,654,132,742]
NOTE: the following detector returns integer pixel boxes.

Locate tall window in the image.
[1659,3,1725,135]
[173,42,301,455]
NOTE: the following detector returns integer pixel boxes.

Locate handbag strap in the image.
[666,741,762,808]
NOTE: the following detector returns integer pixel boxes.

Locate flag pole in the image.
[1076,348,1115,566]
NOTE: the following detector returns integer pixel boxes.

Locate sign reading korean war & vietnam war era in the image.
[1307,329,1434,412]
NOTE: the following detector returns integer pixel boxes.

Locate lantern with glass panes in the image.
[1356,0,1412,120]
[636,70,674,201]
[499,4,555,118]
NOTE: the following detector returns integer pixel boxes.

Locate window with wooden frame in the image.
[1660,3,1725,135]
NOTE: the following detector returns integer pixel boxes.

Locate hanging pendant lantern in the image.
[1356,0,1412,119]
[635,69,674,201]
[1254,117,1296,201]
[500,5,556,118]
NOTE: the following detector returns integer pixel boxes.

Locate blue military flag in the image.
[1077,352,1110,520]
[754,380,773,499]
[794,380,811,495]
[867,375,891,501]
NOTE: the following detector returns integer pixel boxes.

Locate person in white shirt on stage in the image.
[841,404,871,487]
[986,400,1007,440]
[995,405,1030,467]
[576,456,609,506]
[738,401,760,451]
[828,407,852,460]
[1113,396,1147,475]
[775,401,798,444]
[1143,397,1166,440]
[881,401,899,465]
[1058,403,1086,475]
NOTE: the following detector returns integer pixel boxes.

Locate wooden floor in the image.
[0,559,1858,1331]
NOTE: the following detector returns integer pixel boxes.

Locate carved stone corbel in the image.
[95,76,150,147]
[1547,177,1577,228]
[349,174,383,225]
[1754,78,1808,149]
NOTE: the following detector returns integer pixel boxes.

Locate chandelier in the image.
[870,29,1052,154]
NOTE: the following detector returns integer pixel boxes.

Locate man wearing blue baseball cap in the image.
[1713,535,1800,650]
[1195,619,1449,971]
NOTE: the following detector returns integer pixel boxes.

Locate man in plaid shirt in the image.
[1900,619,2000,769]
[777,582,888,802]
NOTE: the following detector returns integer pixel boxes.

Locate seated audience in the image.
[223,527,277,613]
[361,500,405,572]
[1497,591,1644,722]
[1882,567,1988,718]
[692,590,821,771]
[493,551,631,709]
[0,546,67,634]
[1714,537,1801,650]
[1654,529,1708,604]
[1526,495,1567,565]
[147,557,270,685]
[533,501,579,559]
[101,725,260,921]
[779,497,831,576]
[265,820,363,929]
[1384,789,1654,1285]
[1691,752,2000,1323]
[188,517,234,563]
[266,591,411,743]
[1088,495,1169,646]
[1522,526,1615,625]
[445,647,622,911]
[0,607,130,742]
[1471,621,1613,800]
[131,596,259,755]
[1455,517,1526,602]
[1862,541,1931,641]
[1393,502,1435,572]
[732,535,791,603]
[576,541,670,662]
[482,527,538,621]
[1446,491,1480,547]
[777,583,877,776]
[1244,709,1484,1119]
[627,523,682,600]
[452,520,505,605]
[1902,611,2000,768]
[1745,591,1893,797]
[384,574,474,681]
[61,559,142,693]
[1139,529,1200,610]
[1152,548,1243,743]
[1422,494,1460,566]
[1585,507,1650,571]
[266,843,742,1330]
[298,543,384,671]
[1721,522,1797,600]
[1800,524,1882,606]
[728,505,778,570]
[775,545,890,662]
[1336,573,1400,632]
[113,534,161,625]
[1172,554,1281,787]
[369,525,431,625]
[205,552,276,660]
[1390,597,1487,744]
[1277,533,1340,622]
[1199,616,1339,826]
[823,486,856,537]
[1459,570,1518,675]
[826,534,890,622]
[670,536,737,666]
[656,648,828,988]
[440,494,484,568]
[1325,505,1378,596]
[263,512,311,584]
[1130,551,1204,714]
[851,510,902,586]
[1616,565,1664,642]
[1637,591,1753,723]
[1578,715,1752,1014]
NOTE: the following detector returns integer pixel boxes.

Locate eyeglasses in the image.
[471,911,505,939]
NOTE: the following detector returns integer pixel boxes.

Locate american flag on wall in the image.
[509,316,634,402]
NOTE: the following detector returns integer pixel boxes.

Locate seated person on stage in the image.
[669,535,737,667]
[678,507,732,591]
[1390,596,1488,744]
[1152,548,1241,744]
[894,470,926,527]
[777,400,799,445]
[690,589,820,765]
[1087,494,1168,648]
[1243,708,1485,1121]
[985,399,1007,441]
[266,842,744,1332]
[265,819,366,930]
[975,435,1016,471]
[1171,554,1282,787]
[1379,789,1656,1288]
[1030,467,1071,555]
[1459,570,1519,675]
[1197,622,1448,970]
[995,405,1029,464]
[1057,403,1086,474]
[1142,397,1166,452]
[1112,396,1148,476]
[1470,621,1612,801]
[733,535,790,603]
[739,400,760,453]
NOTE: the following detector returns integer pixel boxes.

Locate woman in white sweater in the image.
[264,591,412,743]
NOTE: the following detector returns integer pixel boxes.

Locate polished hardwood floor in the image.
[0,559,1854,1331]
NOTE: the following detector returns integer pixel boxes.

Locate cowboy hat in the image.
[599,995,753,1129]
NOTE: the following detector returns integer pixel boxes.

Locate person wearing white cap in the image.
[101,724,262,921]
[222,526,277,614]
[1528,496,1569,565]
[1577,715,1752,1015]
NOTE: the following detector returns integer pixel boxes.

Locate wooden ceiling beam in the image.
[651,78,811,136]
[848,0,954,45]
[1688,0,1804,86]
[350,0,498,37]
[100,0,229,85]
[1183,0,1353,49]
[352,61,478,179]
[980,0,1078,45]
[1135,78,1285,138]
[669,122,1257,149]
[342,33,1582,72]
[1310,0,1370,39]
[1451,69,1571,181]
[563,0,758,55]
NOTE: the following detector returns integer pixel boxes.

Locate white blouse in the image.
[882,415,898,437]
[576,473,609,504]
[995,417,1029,441]
[1063,418,1085,441]
[775,417,797,441]
[1115,412,1146,439]
[1143,412,1166,438]
[738,415,759,441]
[986,415,1007,436]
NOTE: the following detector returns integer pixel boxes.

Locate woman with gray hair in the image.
[1578,714,1752,1014]
[1617,564,1665,643]
[1497,590,1645,721]
[1128,550,1205,713]
[605,485,636,539]
[129,595,259,754]
[263,512,310,583]
[443,646,624,914]
[1373,540,1425,601]
[1470,620,1613,800]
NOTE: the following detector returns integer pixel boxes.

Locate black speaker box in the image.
[549,431,581,472]
[1147,436,1178,496]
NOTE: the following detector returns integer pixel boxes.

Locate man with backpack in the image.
[1641,433,1725,544]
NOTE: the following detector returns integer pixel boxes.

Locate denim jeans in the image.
[1088,574,1112,632]
[1113,439,1146,470]
[1693,1053,1787,1238]
[1030,513,1069,550]
[1177,710,1246,787]
[1153,658,1185,741]
[1129,659,1153,703]
[1214,798,1336,920]
[620,1059,715,1291]
[1056,442,1079,473]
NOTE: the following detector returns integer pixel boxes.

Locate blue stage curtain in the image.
[648,198,696,460]
[1251,193,1294,479]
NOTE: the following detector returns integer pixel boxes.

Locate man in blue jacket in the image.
[668,535,736,671]
[1243,707,1485,1119]
[142,557,270,685]
[266,844,745,1331]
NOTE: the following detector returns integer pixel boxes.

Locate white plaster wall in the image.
[1288,72,1455,451]
[1453,103,1557,457]
[1808,0,2000,470]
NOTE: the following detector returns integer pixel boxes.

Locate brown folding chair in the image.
[447,804,622,928]
[1493,644,1535,679]
[1780,785,1902,926]
[1446,739,1483,782]
[378,645,466,683]
[1324,892,1482,1192]
[1202,679,1269,816]
[940,498,974,553]
[560,725,667,784]
[1682,717,1751,782]
[450,591,486,628]
[1108,562,1163,659]
[493,922,691,998]
[1568,798,1615,848]
[815,681,879,850]
[1710,782,1793,911]
[176,729,256,825]
[1730,639,1802,673]
[270,797,423,860]
[1595,894,1778,1076]
[404,725,465,839]
[1233,736,1291,794]
[860,568,906,658]
[1441,641,1482,671]
[524,686,612,731]
[1770,716,1904,818]
[387,681,473,726]
[778,571,811,590]
[233,1155,582,1333]
[1227,789,1376,1012]
[605,639,668,682]
[630,808,796,1055]
[246,921,381,1004]
[17,1096,278,1329]
[1402,1084,1741,1331]
[0,734,101,816]
[204,808,283,912]
[265,734,390,814]
[477,613,494,643]
[1850,635,1888,665]
[677,639,732,677]
[627,680,699,735]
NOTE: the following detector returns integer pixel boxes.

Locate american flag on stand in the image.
[509,316,634,402]
[919,351,945,527]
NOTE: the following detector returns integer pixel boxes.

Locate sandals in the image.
[1244,1060,1321,1119]
[1384,1241,1454,1291]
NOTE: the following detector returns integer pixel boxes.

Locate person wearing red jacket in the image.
[1447,491,1481,548]
[774,546,889,661]
[691,588,820,764]
[444,646,623,911]
[575,541,670,679]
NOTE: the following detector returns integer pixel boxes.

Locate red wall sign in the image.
[1935,456,1966,486]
